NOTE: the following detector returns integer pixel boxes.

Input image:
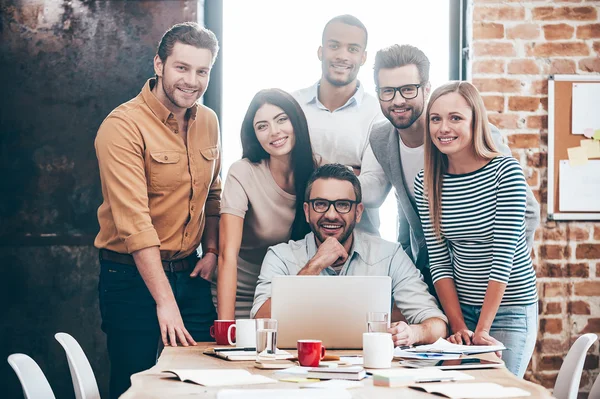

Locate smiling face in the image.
[377,64,428,130]
[253,103,296,158]
[153,42,213,112]
[428,92,475,160]
[318,22,367,87]
[303,178,363,246]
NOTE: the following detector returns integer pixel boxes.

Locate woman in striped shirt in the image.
[414,81,538,377]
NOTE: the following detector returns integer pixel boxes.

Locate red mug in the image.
[210,320,235,345]
[297,339,326,367]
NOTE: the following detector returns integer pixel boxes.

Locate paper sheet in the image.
[164,369,276,387]
[408,338,505,355]
[559,160,600,212]
[572,83,600,134]
[217,389,352,399]
[410,382,531,398]
[394,348,461,360]
[303,379,364,389]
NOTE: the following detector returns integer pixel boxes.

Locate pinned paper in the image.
[584,128,594,138]
[594,129,600,141]
[581,139,600,158]
[567,146,589,166]
[572,84,600,134]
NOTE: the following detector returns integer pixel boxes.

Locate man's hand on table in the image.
[388,321,416,347]
[157,300,197,347]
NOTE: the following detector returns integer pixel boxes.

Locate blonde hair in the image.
[423,81,501,239]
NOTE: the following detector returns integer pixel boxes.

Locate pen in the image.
[415,378,456,383]
[214,347,256,352]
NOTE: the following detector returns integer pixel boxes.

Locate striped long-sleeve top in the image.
[414,156,538,306]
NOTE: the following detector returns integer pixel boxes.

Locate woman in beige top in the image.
[216,89,318,319]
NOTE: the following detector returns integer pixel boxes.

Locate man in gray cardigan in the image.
[360,44,540,294]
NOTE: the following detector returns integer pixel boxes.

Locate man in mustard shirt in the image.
[94,22,221,398]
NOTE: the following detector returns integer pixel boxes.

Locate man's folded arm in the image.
[250,247,290,318]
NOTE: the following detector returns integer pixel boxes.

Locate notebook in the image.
[206,347,294,361]
[408,382,531,398]
[163,369,276,387]
[306,366,367,381]
[371,368,473,387]
[410,338,506,355]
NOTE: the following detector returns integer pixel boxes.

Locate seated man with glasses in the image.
[251,163,447,347]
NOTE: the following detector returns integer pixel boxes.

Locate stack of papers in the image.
[307,366,366,381]
[409,382,531,398]
[212,348,293,361]
[394,348,461,360]
[163,369,276,387]
[372,368,473,387]
[409,338,505,355]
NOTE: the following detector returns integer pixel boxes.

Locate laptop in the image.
[271,275,392,349]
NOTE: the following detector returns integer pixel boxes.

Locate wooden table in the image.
[122,343,553,398]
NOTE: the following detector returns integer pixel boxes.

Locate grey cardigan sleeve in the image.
[489,123,540,251]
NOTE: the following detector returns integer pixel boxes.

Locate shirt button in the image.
[191,206,195,211]
[185,232,189,237]
[164,156,168,160]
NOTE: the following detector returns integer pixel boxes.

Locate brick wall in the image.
[470,1,600,395]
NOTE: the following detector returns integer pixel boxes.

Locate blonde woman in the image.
[414,81,538,377]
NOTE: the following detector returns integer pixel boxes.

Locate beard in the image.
[322,62,359,87]
[384,97,425,130]
[311,217,356,246]
[161,75,203,109]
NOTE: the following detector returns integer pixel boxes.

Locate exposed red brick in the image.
[488,113,519,129]
[543,227,566,241]
[526,115,548,130]
[576,23,600,39]
[508,59,540,75]
[473,42,516,57]
[473,78,521,93]
[550,59,577,74]
[540,355,564,371]
[474,6,526,21]
[527,169,539,187]
[594,41,600,56]
[576,244,600,259]
[532,6,597,21]
[543,282,568,297]
[473,60,505,74]
[574,281,600,296]
[482,95,504,112]
[527,152,547,168]
[539,373,558,389]
[546,302,561,314]
[526,42,590,57]
[473,22,505,39]
[531,80,548,95]
[579,57,600,73]
[508,96,542,112]
[537,338,568,353]
[543,23,575,40]
[540,318,563,334]
[581,318,600,334]
[567,226,589,240]
[568,300,591,315]
[507,23,541,39]
[585,354,599,369]
[540,244,571,260]
[566,263,589,278]
[595,226,600,240]
[541,97,548,111]
[537,262,563,278]
[598,263,600,278]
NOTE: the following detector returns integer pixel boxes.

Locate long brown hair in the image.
[423,81,501,239]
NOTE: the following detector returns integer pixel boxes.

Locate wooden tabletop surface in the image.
[121,343,553,399]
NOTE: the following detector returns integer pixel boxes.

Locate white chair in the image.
[553,333,598,399]
[55,332,101,399]
[7,353,56,399]
[589,371,600,399]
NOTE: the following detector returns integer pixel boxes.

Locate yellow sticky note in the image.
[568,146,589,166]
[594,129,600,141]
[581,139,600,159]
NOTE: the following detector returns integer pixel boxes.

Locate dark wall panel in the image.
[0,1,199,397]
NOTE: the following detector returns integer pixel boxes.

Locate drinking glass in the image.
[255,318,278,362]
[367,311,389,333]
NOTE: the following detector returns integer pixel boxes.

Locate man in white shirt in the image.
[293,14,384,235]
[364,44,540,294]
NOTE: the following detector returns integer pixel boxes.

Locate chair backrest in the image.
[55,332,101,399]
[589,371,600,399]
[553,333,598,399]
[8,353,56,399]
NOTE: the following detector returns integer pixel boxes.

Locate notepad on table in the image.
[212,348,293,361]
[163,369,276,387]
[409,382,531,398]
[372,368,473,387]
[307,366,366,381]
[409,338,505,355]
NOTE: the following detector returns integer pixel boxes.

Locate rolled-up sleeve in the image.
[251,247,290,318]
[389,247,448,325]
[95,116,160,253]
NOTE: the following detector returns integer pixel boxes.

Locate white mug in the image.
[227,319,256,348]
[363,332,394,369]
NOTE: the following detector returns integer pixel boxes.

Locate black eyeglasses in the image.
[307,199,358,214]
[376,84,422,101]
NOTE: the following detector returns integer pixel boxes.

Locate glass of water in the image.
[255,318,278,362]
[367,311,389,333]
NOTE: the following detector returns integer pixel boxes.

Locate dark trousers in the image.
[98,259,216,399]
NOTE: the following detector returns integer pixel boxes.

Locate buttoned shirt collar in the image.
[302,80,365,111]
[141,78,198,124]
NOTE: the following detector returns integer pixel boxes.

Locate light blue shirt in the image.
[251,230,448,326]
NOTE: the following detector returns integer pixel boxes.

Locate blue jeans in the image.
[461,302,538,377]
[99,259,216,399]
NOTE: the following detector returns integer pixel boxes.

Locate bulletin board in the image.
[547,74,600,221]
